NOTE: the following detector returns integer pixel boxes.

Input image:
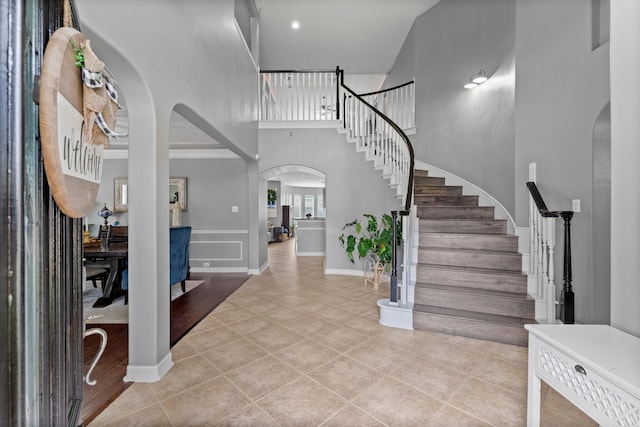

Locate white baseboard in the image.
[296,252,325,256]
[248,261,269,275]
[124,352,173,383]
[324,268,364,277]
[190,267,249,274]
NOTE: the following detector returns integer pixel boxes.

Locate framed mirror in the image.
[114,177,128,212]
[114,177,187,212]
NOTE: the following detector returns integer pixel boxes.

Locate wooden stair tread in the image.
[413,304,535,326]
[415,282,531,300]
[418,263,527,277]
[419,246,521,255]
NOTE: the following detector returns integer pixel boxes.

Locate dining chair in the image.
[108,225,128,242]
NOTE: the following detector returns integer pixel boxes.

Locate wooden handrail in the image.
[337,67,414,214]
[357,80,414,98]
[526,182,558,217]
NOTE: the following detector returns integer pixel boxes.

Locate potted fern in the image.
[338,213,402,287]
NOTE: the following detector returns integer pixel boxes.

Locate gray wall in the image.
[388,0,610,324]
[259,127,402,273]
[98,158,251,272]
[389,0,516,215]
[514,0,610,324]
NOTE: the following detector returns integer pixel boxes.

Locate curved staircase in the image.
[412,170,536,346]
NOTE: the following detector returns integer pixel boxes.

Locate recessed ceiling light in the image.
[291,21,300,29]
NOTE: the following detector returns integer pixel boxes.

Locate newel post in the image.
[390,210,398,304]
[560,211,574,324]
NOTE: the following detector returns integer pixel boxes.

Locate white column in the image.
[610,0,640,337]
[125,104,173,381]
[247,160,266,274]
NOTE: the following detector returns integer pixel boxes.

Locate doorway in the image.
[261,165,326,257]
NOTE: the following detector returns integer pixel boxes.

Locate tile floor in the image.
[89,239,597,426]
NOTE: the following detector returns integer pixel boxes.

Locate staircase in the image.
[412,170,536,346]
[257,69,536,344]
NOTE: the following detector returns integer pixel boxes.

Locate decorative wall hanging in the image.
[267,188,277,218]
[39,27,120,218]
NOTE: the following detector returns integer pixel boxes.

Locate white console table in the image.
[526,324,640,426]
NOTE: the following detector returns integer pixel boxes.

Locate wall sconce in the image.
[464,69,488,89]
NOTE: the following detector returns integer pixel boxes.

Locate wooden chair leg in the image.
[181,280,186,293]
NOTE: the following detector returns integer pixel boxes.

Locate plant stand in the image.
[364,256,386,290]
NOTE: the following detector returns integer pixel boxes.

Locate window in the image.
[304,195,314,217]
[293,194,302,218]
[317,194,325,218]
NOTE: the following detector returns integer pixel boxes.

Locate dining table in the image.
[83,241,128,308]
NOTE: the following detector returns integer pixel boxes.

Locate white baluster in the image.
[529,193,535,275]
[545,217,556,323]
[536,211,545,299]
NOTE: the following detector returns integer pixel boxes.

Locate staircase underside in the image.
[412,170,535,346]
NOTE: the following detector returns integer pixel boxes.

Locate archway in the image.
[260,165,327,256]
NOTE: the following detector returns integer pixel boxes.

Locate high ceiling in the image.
[111,0,440,187]
[258,0,440,74]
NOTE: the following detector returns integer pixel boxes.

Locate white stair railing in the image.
[259,70,338,121]
[340,90,412,201]
[527,162,557,324]
[360,81,415,131]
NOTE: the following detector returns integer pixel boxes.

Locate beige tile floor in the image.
[89,238,597,426]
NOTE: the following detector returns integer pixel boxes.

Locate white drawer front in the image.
[535,342,640,427]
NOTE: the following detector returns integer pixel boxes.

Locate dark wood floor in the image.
[80,272,249,425]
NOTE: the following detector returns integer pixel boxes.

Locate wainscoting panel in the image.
[189,230,249,272]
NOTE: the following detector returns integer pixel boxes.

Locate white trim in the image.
[248,261,269,275]
[378,299,414,330]
[415,159,517,234]
[104,148,239,160]
[190,267,249,273]
[324,268,364,277]
[296,252,325,256]
[515,226,530,254]
[192,229,249,234]
[191,240,243,261]
[259,120,339,129]
[296,227,325,231]
[233,17,259,72]
[124,352,173,383]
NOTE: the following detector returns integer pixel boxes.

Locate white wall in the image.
[610,0,640,337]
[78,0,259,159]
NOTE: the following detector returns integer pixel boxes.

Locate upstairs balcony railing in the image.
[259,70,339,121]
[259,70,415,130]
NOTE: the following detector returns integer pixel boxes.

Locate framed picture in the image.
[169,177,187,211]
[114,177,187,212]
